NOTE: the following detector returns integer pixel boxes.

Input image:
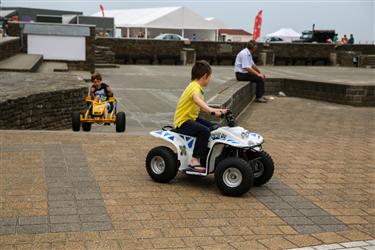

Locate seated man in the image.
[89,72,113,119]
[174,60,227,173]
[234,40,268,103]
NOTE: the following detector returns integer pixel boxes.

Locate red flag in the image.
[100,4,105,17]
[252,10,263,41]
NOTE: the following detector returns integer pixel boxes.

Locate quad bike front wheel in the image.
[248,151,274,186]
[146,146,178,183]
[215,157,254,196]
[116,112,126,133]
[72,112,81,132]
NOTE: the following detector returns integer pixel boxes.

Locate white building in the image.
[219,29,253,42]
[92,7,221,41]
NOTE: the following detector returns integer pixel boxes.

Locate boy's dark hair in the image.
[91,72,102,82]
[247,40,257,50]
[191,60,212,80]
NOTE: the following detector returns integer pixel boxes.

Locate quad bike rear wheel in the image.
[146,146,178,183]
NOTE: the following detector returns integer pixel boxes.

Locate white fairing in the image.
[209,127,264,148]
[150,126,264,171]
[150,130,195,171]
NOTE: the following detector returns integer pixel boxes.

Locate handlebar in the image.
[210,110,236,127]
[221,110,236,127]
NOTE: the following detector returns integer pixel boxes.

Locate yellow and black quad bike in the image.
[72,97,126,132]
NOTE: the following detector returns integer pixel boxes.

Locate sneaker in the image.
[255,97,268,103]
[186,165,206,173]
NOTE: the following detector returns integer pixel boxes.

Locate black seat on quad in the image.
[162,124,220,133]
[209,123,221,131]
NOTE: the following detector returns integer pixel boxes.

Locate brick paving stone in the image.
[182,236,217,247]
[50,223,81,233]
[152,237,186,248]
[258,236,297,249]
[201,243,236,250]
[285,235,322,247]
[16,224,49,234]
[313,243,343,250]
[81,222,112,231]
[340,241,370,247]
[312,232,350,244]
[18,216,48,225]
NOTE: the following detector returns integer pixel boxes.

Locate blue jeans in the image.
[174,118,214,159]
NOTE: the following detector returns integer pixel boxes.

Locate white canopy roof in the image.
[266,28,301,41]
[0,10,16,18]
[205,17,226,29]
[92,6,219,30]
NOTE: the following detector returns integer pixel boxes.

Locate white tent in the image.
[266,28,301,42]
[92,7,221,40]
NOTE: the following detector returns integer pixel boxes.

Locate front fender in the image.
[150,130,195,170]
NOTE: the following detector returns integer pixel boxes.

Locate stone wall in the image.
[67,26,96,72]
[96,37,375,66]
[96,37,184,64]
[0,72,87,130]
[0,37,21,61]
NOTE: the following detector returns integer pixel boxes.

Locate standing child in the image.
[174,60,227,173]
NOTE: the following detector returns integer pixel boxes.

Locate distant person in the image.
[234,40,268,103]
[192,33,198,41]
[137,31,144,38]
[341,34,348,44]
[2,19,9,37]
[348,34,354,44]
[333,33,338,44]
[326,38,333,44]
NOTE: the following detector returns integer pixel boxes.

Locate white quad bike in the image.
[145,111,275,196]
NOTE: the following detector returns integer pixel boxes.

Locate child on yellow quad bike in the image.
[89,72,113,120]
[72,72,126,132]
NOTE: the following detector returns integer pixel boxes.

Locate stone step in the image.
[0,53,43,72]
[37,62,68,73]
[95,63,119,68]
[96,46,111,51]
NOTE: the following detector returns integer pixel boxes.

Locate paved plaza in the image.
[0,95,374,249]
[90,65,375,133]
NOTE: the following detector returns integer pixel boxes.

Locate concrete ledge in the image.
[0,54,43,72]
[207,81,255,115]
[205,77,374,120]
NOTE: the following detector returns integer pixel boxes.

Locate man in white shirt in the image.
[234,40,267,103]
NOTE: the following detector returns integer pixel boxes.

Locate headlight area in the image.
[248,139,264,147]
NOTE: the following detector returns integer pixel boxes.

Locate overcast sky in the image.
[2,0,374,42]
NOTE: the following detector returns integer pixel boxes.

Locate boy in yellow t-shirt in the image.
[174,60,227,173]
